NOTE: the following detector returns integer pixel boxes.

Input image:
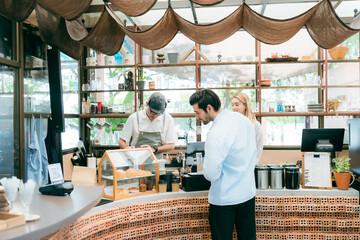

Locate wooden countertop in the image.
[0,185,104,240]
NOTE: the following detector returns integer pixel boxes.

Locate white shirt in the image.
[119,109,178,146]
[254,120,264,162]
[203,109,257,206]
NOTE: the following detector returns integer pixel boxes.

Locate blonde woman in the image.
[232,93,263,162]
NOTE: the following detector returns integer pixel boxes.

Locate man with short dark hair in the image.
[119,92,177,158]
[189,89,257,240]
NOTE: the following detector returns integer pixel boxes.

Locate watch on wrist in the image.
[153,146,158,153]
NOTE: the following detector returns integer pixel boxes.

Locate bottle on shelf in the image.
[86,98,91,114]
[81,98,86,114]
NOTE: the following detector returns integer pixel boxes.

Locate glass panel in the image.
[89,117,127,146]
[201,65,256,88]
[262,116,319,145]
[210,89,257,111]
[328,62,360,87]
[261,88,320,113]
[0,66,19,177]
[24,30,50,113]
[201,31,256,62]
[324,116,351,144]
[143,33,195,64]
[327,87,360,112]
[261,29,318,61]
[142,66,196,90]
[262,63,320,86]
[61,53,79,114]
[0,15,14,60]
[62,118,79,150]
[264,2,317,19]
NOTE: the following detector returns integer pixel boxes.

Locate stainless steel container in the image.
[255,165,269,189]
[270,166,284,189]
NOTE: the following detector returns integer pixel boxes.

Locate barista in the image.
[118,92,177,159]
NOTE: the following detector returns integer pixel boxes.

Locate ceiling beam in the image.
[189,1,198,24]
[333,0,344,9]
[260,0,269,15]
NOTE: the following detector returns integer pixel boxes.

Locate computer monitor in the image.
[301,128,345,160]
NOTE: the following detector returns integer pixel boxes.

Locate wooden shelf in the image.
[79,114,130,118]
[138,62,196,68]
[81,64,135,69]
[260,85,323,89]
[137,88,197,91]
[327,59,360,63]
[261,60,324,64]
[327,85,360,88]
[81,89,134,93]
[199,61,258,66]
[79,113,195,118]
[258,111,360,117]
[24,113,79,118]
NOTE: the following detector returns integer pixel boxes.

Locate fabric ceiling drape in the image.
[35,5,83,60]
[305,0,358,49]
[0,0,37,22]
[38,0,91,20]
[175,5,243,45]
[190,0,224,6]
[107,5,178,50]
[66,6,125,56]
[242,3,319,45]
[109,0,157,17]
[3,0,358,57]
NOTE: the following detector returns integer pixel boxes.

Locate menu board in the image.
[302,152,332,189]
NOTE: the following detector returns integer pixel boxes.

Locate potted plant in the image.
[137,74,146,90]
[332,157,352,190]
[327,97,342,112]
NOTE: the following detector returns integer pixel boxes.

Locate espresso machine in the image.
[181,142,210,191]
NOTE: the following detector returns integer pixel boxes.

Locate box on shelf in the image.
[25,56,44,68]
[98,148,159,200]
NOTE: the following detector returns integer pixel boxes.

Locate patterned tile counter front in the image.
[42,188,359,240]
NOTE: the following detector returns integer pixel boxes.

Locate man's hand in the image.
[140,145,155,152]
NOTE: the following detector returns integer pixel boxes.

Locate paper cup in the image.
[105,56,115,65]
[86,57,96,66]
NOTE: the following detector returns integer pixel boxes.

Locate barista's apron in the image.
[134,111,165,160]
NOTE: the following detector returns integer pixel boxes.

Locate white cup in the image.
[86,57,96,66]
[142,55,150,64]
[104,56,115,65]
[87,157,96,168]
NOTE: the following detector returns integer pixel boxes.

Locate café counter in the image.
[0,185,104,240]
[43,187,359,240]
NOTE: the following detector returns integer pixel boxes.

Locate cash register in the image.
[181,142,210,191]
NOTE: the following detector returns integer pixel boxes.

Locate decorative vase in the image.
[333,172,351,190]
[137,81,145,90]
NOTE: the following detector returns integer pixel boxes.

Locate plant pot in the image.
[333,172,351,190]
[167,53,179,64]
[137,81,145,90]
[148,81,155,89]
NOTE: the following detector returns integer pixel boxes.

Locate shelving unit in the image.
[79,34,360,150]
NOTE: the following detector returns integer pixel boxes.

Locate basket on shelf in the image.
[328,46,348,59]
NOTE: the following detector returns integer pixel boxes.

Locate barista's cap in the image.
[148,92,167,114]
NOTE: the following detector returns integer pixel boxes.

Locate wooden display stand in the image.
[179,47,209,64]
[98,148,159,200]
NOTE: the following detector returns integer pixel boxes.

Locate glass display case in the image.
[98,148,159,200]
